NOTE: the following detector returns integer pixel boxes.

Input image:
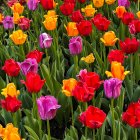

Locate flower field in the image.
[0,0,140,139]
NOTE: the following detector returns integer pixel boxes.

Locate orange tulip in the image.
[136,11,140,19]
[115,6,126,19]
[93,0,104,8]
[11,3,24,15]
[0,13,4,24]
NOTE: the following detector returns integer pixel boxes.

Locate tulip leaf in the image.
[131,86,140,102]
[0,77,6,91]
[1,109,13,124]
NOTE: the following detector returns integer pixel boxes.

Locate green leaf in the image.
[131,86,140,102]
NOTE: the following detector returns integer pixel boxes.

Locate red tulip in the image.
[79,105,106,129]
[122,102,140,128]
[64,0,76,3]
[1,96,21,113]
[70,10,84,23]
[40,0,55,10]
[91,13,110,31]
[2,59,20,77]
[60,3,75,16]
[108,50,125,64]
[26,50,43,63]
[18,17,31,31]
[76,20,92,36]
[21,72,45,93]
[129,19,140,34]
[72,82,95,102]
[120,38,139,54]
[122,12,134,25]
[78,0,86,3]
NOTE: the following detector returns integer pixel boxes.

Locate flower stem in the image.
[135,128,137,140]
[130,54,133,95]
[84,102,88,138]
[93,129,96,140]
[73,55,78,77]
[47,119,51,140]
[70,97,74,126]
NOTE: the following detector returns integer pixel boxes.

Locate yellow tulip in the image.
[93,0,104,8]
[81,53,95,64]
[0,125,4,138]
[62,78,78,96]
[105,0,116,5]
[65,22,79,37]
[0,13,4,23]
[44,10,58,18]
[1,83,20,98]
[10,30,27,45]
[11,2,24,15]
[136,11,140,19]
[115,6,126,18]
[81,4,97,17]
[100,31,118,46]
[105,61,130,80]
[13,13,24,24]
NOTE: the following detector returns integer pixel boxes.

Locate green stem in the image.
[47,120,51,140]
[70,97,74,126]
[84,102,88,138]
[111,99,116,140]
[73,55,78,77]
[138,0,140,11]
[32,93,38,119]
[93,129,96,140]
[130,54,133,95]
[135,128,137,140]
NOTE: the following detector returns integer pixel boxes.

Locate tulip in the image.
[104,78,122,99]
[3,16,14,29]
[19,58,38,75]
[105,0,116,5]
[122,12,134,25]
[0,13,4,24]
[81,4,97,17]
[62,78,78,96]
[93,0,104,8]
[100,31,118,46]
[129,19,140,34]
[21,72,45,93]
[7,0,18,7]
[10,30,27,45]
[69,36,82,55]
[27,0,39,11]
[136,11,140,19]
[65,22,79,36]
[1,83,20,98]
[2,59,20,77]
[40,0,56,10]
[36,95,61,120]
[13,13,22,24]
[39,33,53,48]
[11,2,24,14]
[78,0,86,3]
[118,0,130,8]
[79,105,106,129]
[115,6,126,19]
[81,53,95,64]
[105,61,130,80]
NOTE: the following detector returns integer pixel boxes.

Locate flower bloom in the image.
[2,59,20,77]
[105,0,116,5]
[0,13,4,24]
[37,95,61,120]
[7,0,18,7]
[1,83,20,98]
[122,101,140,128]
[19,58,38,75]
[120,38,139,54]
[69,36,82,55]
[21,72,45,93]
[0,123,22,140]
[70,10,84,23]
[108,50,125,64]
[11,2,24,14]
[3,16,14,29]
[115,6,126,18]
[18,17,31,31]
[129,19,140,34]
[13,13,23,24]
[104,78,122,99]
[93,0,104,8]
[78,0,86,3]
[65,22,79,36]
[72,82,95,102]
[10,30,27,45]
[40,0,56,10]
[122,12,134,25]
[60,3,75,16]
[81,53,95,64]
[81,4,97,17]
[100,31,118,46]
[136,11,140,19]
[27,0,39,11]
[1,96,21,112]
[26,50,43,63]
[79,105,106,129]
[118,0,130,8]
[62,78,78,96]
[91,13,110,31]
[39,33,53,48]
[76,20,92,36]
[105,61,130,80]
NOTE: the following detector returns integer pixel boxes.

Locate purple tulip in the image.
[27,0,39,11]
[39,33,53,48]
[118,0,130,8]
[37,95,61,120]
[3,16,14,29]
[104,78,122,99]
[69,36,82,55]
[19,58,38,75]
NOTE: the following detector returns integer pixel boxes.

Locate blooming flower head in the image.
[118,0,130,8]
[62,78,78,96]
[136,11,140,19]
[11,2,24,14]
[40,0,56,10]
[122,12,134,25]
[65,22,79,37]
[10,30,27,45]
[93,0,104,8]
[81,53,95,64]
[129,19,140,34]
[37,95,61,120]
[1,83,20,98]
[115,6,126,18]
[105,61,130,80]
[3,16,14,29]
[27,0,39,11]
[13,13,23,24]
[81,4,97,17]
[105,0,116,5]
[0,13,4,24]
[104,78,122,99]
[100,31,118,46]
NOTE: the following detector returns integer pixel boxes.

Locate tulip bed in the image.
[0,0,140,140]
